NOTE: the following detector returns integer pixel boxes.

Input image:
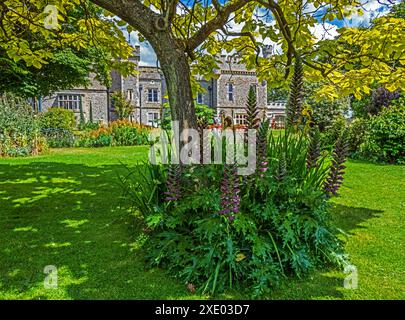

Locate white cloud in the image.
[310,22,339,41]
[138,43,158,67]
[119,28,157,66]
[123,31,157,66]
[344,0,394,27]
[225,14,244,33]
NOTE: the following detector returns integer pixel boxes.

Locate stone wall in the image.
[38,51,276,126]
[138,66,164,125]
[41,89,108,124]
[85,91,109,123]
[216,70,267,119]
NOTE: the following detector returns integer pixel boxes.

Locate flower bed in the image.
[76,120,154,148]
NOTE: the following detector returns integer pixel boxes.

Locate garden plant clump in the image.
[358,104,405,165]
[38,108,154,149]
[122,68,351,296]
[341,91,404,165]
[0,93,47,156]
[39,107,77,148]
[78,119,154,147]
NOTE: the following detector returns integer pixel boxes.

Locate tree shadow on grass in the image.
[0,161,189,300]
[330,204,384,235]
[0,160,385,300]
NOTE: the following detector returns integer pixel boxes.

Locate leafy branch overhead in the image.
[1,0,404,102]
[0,0,136,89]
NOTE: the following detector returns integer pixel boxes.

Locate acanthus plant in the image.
[306,126,321,169]
[286,55,304,130]
[244,84,269,177]
[324,133,349,196]
[219,163,240,222]
[197,110,210,164]
[275,152,287,182]
[245,86,261,130]
[121,79,351,298]
[164,164,182,201]
[257,119,270,177]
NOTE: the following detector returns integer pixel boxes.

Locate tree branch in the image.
[186,0,251,50]
[258,0,297,78]
[89,0,160,41]
[221,28,258,48]
[166,0,178,23]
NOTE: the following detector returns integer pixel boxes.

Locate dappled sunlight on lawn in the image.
[0,148,403,299]
[0,147,189,299]
[60,219,89,229]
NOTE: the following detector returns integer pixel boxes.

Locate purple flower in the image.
[307,127,321,169]
[324,134,349,196]
[164,164,182,202]
[218,164,240,219]
[257,120,270,177]
[219,209,230,215]
[165,197,178,201]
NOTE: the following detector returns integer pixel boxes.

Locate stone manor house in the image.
[40,46,286,127]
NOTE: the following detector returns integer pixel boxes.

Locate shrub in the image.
[40,107,76,131]
[196,103,215,126]
[0,93,47,156]
[39,108,76,147]
[41,128,76,148]
[81,121,101,131]
[360,105,404,164]
[78,120,152,147]
[307,94,350,132]
[391,92,405,109]
[111,92,135,120]
[120,83,351,297]
[122,84,353,297]
[160,103,214,130]
[78,127,112,147]
[319,115,347,151]
[347,118,367,155]
[110,120,151,146]
[367,87,401,115]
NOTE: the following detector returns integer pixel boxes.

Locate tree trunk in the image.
[153,39,197,132]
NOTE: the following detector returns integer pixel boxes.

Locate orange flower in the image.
[233,124,248,130]
[207,124,223,129]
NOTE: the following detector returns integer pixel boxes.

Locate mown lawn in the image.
[0,147,403,299]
